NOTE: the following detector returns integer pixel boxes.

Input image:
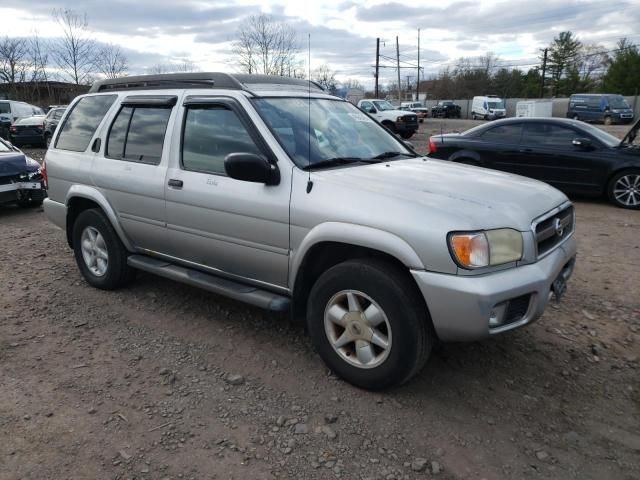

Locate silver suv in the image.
[43,73,577,389]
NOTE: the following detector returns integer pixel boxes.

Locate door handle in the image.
[168,179,183,188]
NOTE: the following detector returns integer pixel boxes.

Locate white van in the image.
[0,100,43,139]
[471,96,506,120]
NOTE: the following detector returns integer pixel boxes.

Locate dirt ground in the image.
[1,120,639,480]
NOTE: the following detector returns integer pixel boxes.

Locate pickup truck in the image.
[357,99,419,138]
[431,101,462,118]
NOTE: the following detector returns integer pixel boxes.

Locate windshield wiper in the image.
[371,151,417,160]
[303,157,369,170]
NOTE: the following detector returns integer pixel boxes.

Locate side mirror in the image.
[572,137,593,150]
[224,153,280,185]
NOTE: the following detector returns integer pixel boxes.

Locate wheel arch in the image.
[290,223,426,322]
[449,149,482,164]
[65,185,133,251]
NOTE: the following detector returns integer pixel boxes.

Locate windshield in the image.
[577,121,624,147]
[252,98,412,168]
[609,96,630,109]
[0,102,10,114]
[488,101,505,109]
[373,100,395,111]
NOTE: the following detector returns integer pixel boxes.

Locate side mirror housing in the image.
[224,153,280,185]
[572,137,593,150]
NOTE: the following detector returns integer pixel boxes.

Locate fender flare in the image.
[65,185,134,251]
[290,222,425,287]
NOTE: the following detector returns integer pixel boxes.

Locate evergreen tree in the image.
[601,39,640,94]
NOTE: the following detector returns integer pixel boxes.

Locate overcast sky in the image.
[2,0,640,88]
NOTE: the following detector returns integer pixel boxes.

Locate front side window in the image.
[608,95,630,109]
[522,123,577,148]
[106,106,171,164]
[488,101,504,109]
[56,95,116,151]
[480,124,522,143]
[253,98,412,169]
[182,106,261,175]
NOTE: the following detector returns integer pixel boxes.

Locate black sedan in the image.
[428,118,640,209]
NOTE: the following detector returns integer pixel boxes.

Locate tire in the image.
[306,259,434,390]
[471,113,477,120]
[603,116,612,126]
[400,131,414,139]
[572,114,579,121]
[607,170,640,209]
[45,134,52,148]
[72,208,135,289]
[382,121,396,133]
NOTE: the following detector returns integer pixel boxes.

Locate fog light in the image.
[489,302,508,328]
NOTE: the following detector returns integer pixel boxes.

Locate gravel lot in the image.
[1,120,639,480]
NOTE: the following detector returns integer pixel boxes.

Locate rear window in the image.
[56,95,117,152]
[106,106,172,164]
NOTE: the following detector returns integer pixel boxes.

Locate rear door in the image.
[91,95,177,252]
[472,123,523,170]
[164,96,291,289]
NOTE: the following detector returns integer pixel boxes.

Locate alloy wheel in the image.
[613,174,640,207]
[324,290,392,369]
[80,226,109,276]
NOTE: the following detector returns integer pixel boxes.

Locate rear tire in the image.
[72,208,135,289]
[608,170,640,209]
[306,259,434,390]
[603,116,612,126]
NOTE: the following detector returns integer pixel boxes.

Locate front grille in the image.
[505,294,531,324]
[534,205,574,257]
[402,114,418,124]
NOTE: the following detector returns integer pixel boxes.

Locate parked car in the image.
[43,106,67,147]
[400,106,428,122]
[431,101,462,119]
[9,115,47,147]
[567,94,634,125]
[400,102,423,109]
[357,99,419,138]
[0,100,43,140]
[43,73,576,389]
[471,95,506,120]
[0,136,46,207]
[428,117,640,209]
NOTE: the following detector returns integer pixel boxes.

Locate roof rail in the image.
[89,72,325,94]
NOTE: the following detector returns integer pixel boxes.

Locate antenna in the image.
[306,33,313,194]
[440,122,444,144]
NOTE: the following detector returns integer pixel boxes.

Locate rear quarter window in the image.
[56,95,117,152]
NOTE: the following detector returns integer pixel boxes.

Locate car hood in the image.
[621,117,640,146]
[0,151,39,176]
[313,158,568,231]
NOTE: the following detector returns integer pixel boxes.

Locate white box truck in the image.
[516,100,553,118]
[471,95,506,120]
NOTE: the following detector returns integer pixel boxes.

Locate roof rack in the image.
[89,72,325,95]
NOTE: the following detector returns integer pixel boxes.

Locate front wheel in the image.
[400,131,414,139]
[603,116,612,125]
[72,209,135,289]
[307,259,434,390]
[608,170,640,209]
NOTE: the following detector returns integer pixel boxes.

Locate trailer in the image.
[516,100,553,118]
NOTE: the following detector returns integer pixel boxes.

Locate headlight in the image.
[449,229,523,269]
[27,168,42,180]
[612,109,620,113]
[396,116,404,122]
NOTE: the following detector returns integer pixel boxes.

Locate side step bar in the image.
[127,254,290,312]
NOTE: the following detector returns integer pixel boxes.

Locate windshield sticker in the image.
[348,112,373,123]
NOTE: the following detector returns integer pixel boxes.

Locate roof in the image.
[89,72,325,95]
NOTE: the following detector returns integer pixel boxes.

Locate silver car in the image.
[42,73,576,390]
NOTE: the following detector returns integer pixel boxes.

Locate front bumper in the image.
[411,235,577,342]
[0,181,46,204]
[395,122,419,133]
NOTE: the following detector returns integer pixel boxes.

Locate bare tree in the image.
[232,14,300,76]
[0,37,30,87]
[51,9,98,84]
[28,32,49,83]
[579,44,608,84]
[148,59,198,75]
[342,78,363,90]
[311,64,337,92]
[95,43,128,79]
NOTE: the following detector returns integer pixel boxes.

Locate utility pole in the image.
[416,28,420,102]
[375,37,380,98]
[540,48,548,98]
[396,36,401,102]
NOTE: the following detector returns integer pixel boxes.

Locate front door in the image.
[164,97,291,289]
